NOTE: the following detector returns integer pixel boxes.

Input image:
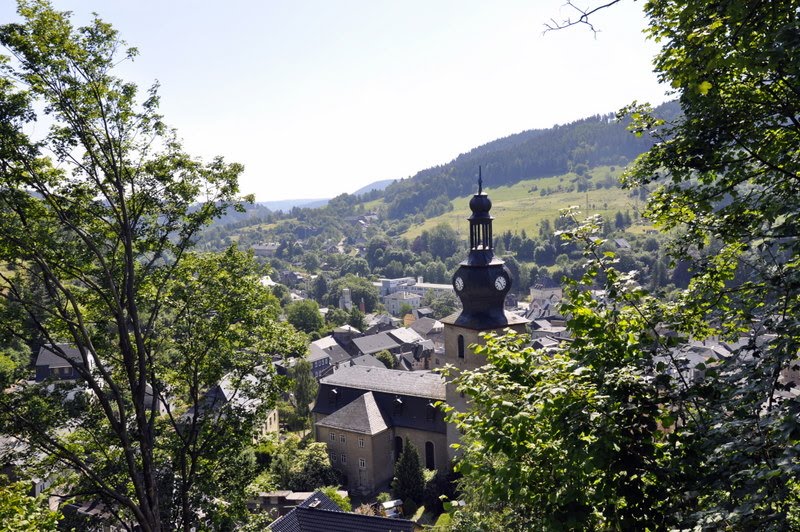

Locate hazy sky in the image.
[2,1,668,202]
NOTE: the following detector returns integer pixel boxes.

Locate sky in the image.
[2,1,669,202]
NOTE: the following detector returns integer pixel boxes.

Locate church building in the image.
[434,174,530,459]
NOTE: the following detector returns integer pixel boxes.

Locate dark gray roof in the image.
[351,333,401,356]
[409,317,442,336]
[320,366,445,400]
[350,354,386,369]
[270,490,414,532]
[35,344,83,368]
[315,392,389,435]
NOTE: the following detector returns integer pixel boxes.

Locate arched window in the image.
[394,436,403,462]
[425,441,435,470]
[457,335,465,359]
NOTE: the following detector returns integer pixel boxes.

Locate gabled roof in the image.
[315,392,389,435]
[320,366,445,400]
[352,333,401,356]
[307,344,331,363]
[269,490,414,532]
[35,344,84,369]
[384,291,420,301]
[386,327,424,345]
[311,336,351,364]
[350,354,386,369]
[408,317,443,336]
[333,324,361,334]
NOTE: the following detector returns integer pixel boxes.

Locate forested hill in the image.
[383,100,680,219]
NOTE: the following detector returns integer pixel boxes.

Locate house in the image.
[35,344,94,382]
[376,277,454,301]
[189,371,279,442]
[364,313,399,335]
[351,332,402,358]
[312,366,447,495]
[269,490,415,532]
[384,291,421,317]
[408,317,444,345]
[614,238,632,249]
[411,307,434,320]
[251,242,279,257]
[310,336,353,370]
[307,345,332,378]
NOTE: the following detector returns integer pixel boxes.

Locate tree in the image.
[347,307,366,332]
[421,290,460,319]
[619,0,800,526]
[290,358,318,420]
[286,299,324,334]
[375,349,395,369]
[325,274,380,313]
[286,443,340,492]
[0,3,304,530]
[392,438,424,505]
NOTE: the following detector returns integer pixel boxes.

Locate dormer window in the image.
[426,401,436,421]
[393,396,403,415]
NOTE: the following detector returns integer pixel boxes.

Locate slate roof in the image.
[334,324,361,334]
[386,327,423,345]
[307,344,330,363]
[311,337,352,365]
[270,491,415,532]
[351,333,401,356]
[35,344,83,368]
[409,317,443,336]
[350,354,386,369]
[320,366,445,400]
[315,392,389,435]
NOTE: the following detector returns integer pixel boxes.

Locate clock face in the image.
[494,275,507,291]
[454,276,464,291]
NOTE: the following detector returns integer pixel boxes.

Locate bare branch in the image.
[543,0,623,35]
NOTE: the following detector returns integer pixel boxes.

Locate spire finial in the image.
[478,166,483,195]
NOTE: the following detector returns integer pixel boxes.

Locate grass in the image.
[400,166,648,240]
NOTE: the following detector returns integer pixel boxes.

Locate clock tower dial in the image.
[494,275,507,291]
[454,276,464,291]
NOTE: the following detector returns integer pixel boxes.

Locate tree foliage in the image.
[0,478,60,532]
[286,299,324,334]
[0,3,304,530]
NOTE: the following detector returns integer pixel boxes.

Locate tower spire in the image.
[478,166,483,195]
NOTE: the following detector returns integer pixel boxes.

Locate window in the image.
[426,401,436,421]
[341,454,347,465]
[425,441,435,470]
[359,458,366,469]
[330,452,337,463]
[458,335,465,358]
[340,434,346,444]
[393,396,403,415]
[358,437,365,448]
[329,432,336,442]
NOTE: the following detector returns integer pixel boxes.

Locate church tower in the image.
[438,171,529,458]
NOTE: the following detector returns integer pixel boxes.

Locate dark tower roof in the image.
[444,169,529,330]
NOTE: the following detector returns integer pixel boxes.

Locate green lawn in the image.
[401,166,648,239]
